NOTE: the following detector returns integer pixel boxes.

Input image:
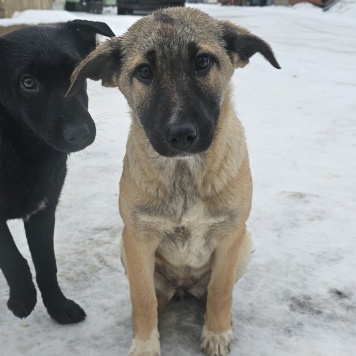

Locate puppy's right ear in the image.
[66,38,122,97]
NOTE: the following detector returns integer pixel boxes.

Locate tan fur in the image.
[119,89,253,355]
[68,7,280,356]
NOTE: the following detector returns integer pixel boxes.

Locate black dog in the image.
[0,20,114,324]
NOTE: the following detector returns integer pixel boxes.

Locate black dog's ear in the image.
[0,38,10,65]
[66,38,122,97]
[220,20,280,70]
[0,37,9,53]
[64,20,115,57]
[67,19,115,38]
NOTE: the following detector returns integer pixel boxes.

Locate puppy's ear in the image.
[0,38,9,54]
[66,39,121,97]
[64,20,115,57]
[220,21,281,69]
[67,20,115,38]
[0,38,10,65]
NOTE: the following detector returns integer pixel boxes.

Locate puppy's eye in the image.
[137,65,153,82]
[21,75,38,91]
[195,55,211,72]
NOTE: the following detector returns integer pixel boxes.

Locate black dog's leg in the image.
[24,209,86,324]
[0,218,37,318]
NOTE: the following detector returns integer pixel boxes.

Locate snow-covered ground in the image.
[1,2,356,356]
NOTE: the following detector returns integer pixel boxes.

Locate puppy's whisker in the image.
[94,113,119,121]
[87,88,105,96]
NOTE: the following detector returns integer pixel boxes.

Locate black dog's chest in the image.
[0,144,67,220]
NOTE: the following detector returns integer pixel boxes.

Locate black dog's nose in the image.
[167,123,197,151]
[63,124,90,146]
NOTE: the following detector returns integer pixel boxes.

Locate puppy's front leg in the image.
[122,226,160,356]
[0,218,37,318]
[24,207,86,324]
[201,226,248,356]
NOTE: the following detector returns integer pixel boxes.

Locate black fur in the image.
[221,23,281,69]
[137,69,221,157]
[0,20,114,323]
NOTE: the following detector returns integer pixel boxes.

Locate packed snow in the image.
[1,2,356,356]
[0,10,77,26]
[327,0,356,16]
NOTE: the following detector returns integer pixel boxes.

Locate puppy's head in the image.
[0,20,115,153]
[67,8,280,157]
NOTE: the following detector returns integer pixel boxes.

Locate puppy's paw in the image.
[45,297,86,324]
[7,283,37,319]
[200,326,232,356]
[129,328,160,356]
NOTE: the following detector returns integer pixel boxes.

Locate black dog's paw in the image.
[7,284,37,319]
[46,297,86,324]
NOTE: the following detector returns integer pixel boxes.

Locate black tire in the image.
[64,2,76,11]
[89,3,103,14]
[117,7,126,14]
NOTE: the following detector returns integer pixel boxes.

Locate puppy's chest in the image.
[134,160,232,268]
[158,203,225,268]
[139,189,230,269]
[0,149,66,219]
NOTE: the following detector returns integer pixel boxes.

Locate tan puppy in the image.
[67,7,280,356]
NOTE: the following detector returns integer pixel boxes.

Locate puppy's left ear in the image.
[220,20,281,70]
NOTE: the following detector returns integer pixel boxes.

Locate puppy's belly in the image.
[137,199,231,289]
[158,225,213,264]
[154,224,216,289]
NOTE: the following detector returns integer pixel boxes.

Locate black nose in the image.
[167,123,197,151]
[63,124,90,146]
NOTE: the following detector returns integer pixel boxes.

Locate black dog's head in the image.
[67,8,280,158]
[0,20,115,153]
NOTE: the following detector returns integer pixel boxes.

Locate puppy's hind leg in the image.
[24,208,86,324]
[235,230,253,283]
[0,218,37,319]
[154,274,176,316]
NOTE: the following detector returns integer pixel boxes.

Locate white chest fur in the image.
[23,198,48,222]
[158,199,229,269]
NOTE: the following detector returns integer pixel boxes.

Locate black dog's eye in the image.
[137,65,153,82]
[195,55,211,72]
[21,75,38,91]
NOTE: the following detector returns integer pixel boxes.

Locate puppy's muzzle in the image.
[167,123,197,152]
[63,123,91,147]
